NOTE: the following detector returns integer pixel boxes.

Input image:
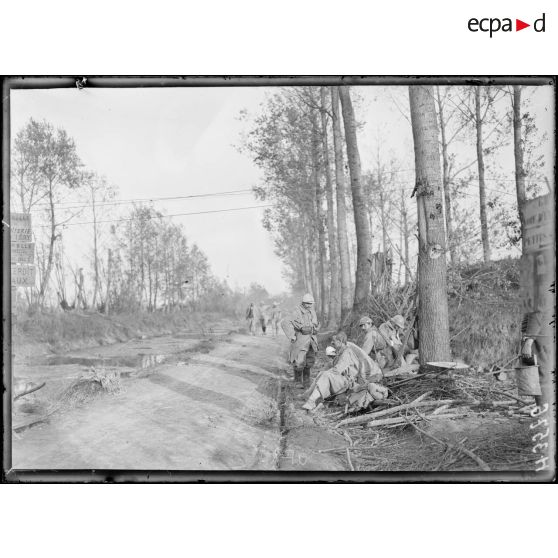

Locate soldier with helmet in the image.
[281,293,320,388]
[359,315,390,369]
[380,314,418,366]
[360,313,418,369]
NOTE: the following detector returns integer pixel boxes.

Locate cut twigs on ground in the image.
[315,347,538,472]
[336,391,432,427]
[346,448,355,471]
[403,413,491,471]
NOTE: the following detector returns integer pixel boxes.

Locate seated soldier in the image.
[359,315,391,369]
[302,332,385,412]
[381,314,419,367]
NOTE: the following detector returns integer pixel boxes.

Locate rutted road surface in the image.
[12,332,346,470]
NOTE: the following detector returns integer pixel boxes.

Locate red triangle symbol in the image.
[516,19,530,31]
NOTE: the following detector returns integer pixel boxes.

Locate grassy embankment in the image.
[13,259,522,369]
[447,258,522,369]
[12,308,227,357]
[345,258,522,371]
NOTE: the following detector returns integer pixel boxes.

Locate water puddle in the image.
[173,329,231,339]
[45,353,166,369]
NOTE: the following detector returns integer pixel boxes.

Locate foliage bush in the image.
[342,257,522,370]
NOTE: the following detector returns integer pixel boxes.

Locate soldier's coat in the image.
[281,304,319,364]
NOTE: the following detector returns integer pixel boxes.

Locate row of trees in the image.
[11,118,222,313]
[242,84,549,360]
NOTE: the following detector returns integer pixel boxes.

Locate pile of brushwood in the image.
[343,258,522,369]
[313,362,538,472]
[313,258,533,471]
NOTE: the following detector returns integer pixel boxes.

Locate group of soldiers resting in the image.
[278,293,418,413]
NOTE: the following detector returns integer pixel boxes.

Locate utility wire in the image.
[38,204,273,228]
[30,188,254,210]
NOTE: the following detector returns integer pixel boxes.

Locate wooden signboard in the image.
[11,265,36,287]
[11,241,35,264]
[11,213,33,243]
[10,213,36,285]
[523,194,552,254]
[520,193,555,314]
[11,213,32,227]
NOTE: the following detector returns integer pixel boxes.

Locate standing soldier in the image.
[259,301,269,335]
[270,302,282,337]
[245,302,256,335]
[281,293,319,388]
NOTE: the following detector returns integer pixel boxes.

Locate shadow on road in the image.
[148,373,249,415]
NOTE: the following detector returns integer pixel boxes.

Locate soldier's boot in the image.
[302,367,311,389]
[302,389,321,412]
[293,367,303,385]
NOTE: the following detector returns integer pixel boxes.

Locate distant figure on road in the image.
[245,302,256,335]
[270,302,282,337]
[259,301,269,335]
[281,293,319,388]
[302,332,385,412]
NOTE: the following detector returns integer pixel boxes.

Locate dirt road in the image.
[11,330,346,471]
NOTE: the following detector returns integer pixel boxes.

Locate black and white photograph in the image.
[2,76,555,481]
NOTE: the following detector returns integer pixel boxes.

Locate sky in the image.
[10,83,554,294]
[11,86,288,293]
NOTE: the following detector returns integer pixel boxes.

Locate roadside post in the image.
[520,193,555,474]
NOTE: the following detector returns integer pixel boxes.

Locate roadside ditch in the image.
[11,331,234,434]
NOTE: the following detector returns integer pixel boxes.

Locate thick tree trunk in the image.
[475,87,491,263]
[436,86,456,266]
[376,159,388,259]
[309,247,319,301]
[403,194,410,285]
[320,88,341,328]
[398,189,404,286]
[302,242,311,293]
[338,85,371,313]
[378,186,391,292]
[305,217,319,299]
[311,110,329,322]
[330,86,353,321]
[513,85,527,252]
[409,85,451,363]
[38,181,57,306]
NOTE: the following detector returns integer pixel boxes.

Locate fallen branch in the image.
[317,446,348,454]
[367,415,421,428]
[338,399,461,427]
[370,399,402,407]
[382,411,470,428]
[404,416,491,471]
[14,381,46,400]
[383,365,420,378]
[336,391,432,427]
[487,389,530,406]
[342,430,354,447]
[432,404,450,415]
[346,448,355,471]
